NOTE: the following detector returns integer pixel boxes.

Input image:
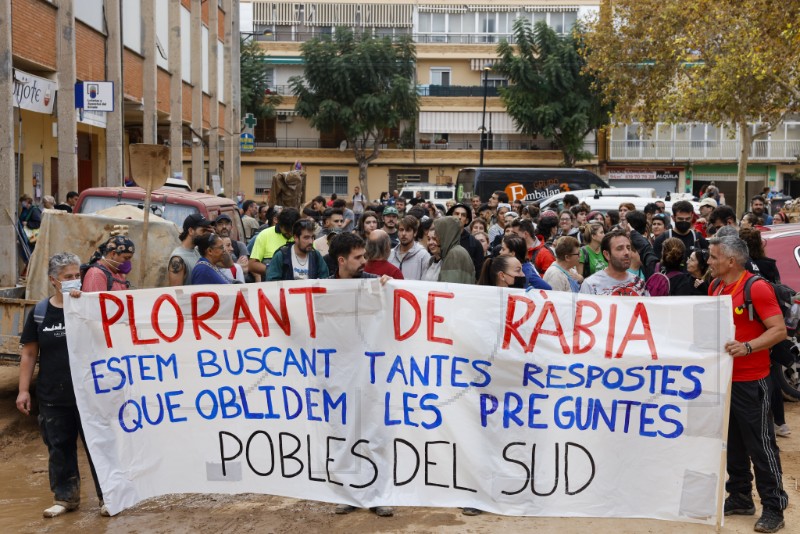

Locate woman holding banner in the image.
[16,252,107,518]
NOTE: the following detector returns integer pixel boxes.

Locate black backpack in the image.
[80,262,127,291]
[711,275,796,328]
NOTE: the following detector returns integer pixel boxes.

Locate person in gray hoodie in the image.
[389,216,431,280]
[435,216,475,284]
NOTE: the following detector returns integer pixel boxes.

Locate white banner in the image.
[65,281,734,523]
[13,69,56,115]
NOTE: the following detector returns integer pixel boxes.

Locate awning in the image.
[418,111,518,134]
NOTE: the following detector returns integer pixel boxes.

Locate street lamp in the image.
[240,29,273,42]
[479,65,492,167]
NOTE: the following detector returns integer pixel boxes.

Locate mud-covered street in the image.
[1,365,799,534]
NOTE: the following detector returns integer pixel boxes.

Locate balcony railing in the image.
[417,85,502,97]
[252,138,596,155]
[248,31,528,44]
[609,140,800,161]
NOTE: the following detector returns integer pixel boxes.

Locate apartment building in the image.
[238,0,601,202]
[607,121,800,211]
[1,0,242,204]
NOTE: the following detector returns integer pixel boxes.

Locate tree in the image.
[584,0,800,213]
[290,29,419,200]
[240,38,282,122]
[492,18,613,167]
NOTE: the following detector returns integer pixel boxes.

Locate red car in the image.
[760,223,800,291]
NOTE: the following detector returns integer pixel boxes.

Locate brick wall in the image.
[12,0,57,70]
[76,22,106,81]
[203,94,211,129]
[157,68,172,115]
[123,50,144,101]
[182,83,192,123]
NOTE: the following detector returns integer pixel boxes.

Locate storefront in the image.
[687,164,775,214]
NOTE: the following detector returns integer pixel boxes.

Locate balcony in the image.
[417,85,501,97]
[609,140,800,162]
[253,138,566,151]
[250,32,523,45]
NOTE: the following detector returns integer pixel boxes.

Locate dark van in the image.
[455,167,609,203]
[75,187,247,242]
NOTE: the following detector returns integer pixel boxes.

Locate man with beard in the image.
[447,203,485,279]
[388,216,430,280]
[214,214,249,263]
[653,200,707,264]
[750,195,773,225]
[382,206,400,247]
[266,219,329,281]
[579,230,646,296]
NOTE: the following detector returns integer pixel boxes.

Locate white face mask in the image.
[60,279,82,293]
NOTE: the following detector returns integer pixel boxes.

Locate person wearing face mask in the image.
[653,200,708,266]
[82,235,135,292]
[478,254,526,288]
[17,253,108,518]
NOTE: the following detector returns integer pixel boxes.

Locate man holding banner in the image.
[709,235,788,533]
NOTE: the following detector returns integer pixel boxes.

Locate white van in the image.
[400,184,455,203]
[534,188,657,212]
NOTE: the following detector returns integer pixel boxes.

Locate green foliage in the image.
[240,38,282,120]
[493,18,613,167]
[290,28,419,198]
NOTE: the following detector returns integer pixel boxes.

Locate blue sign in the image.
[240,133,255,153]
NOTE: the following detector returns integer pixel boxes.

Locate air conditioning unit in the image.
[276,115,293,123]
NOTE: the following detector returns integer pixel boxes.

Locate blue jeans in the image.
[38,403,103,506]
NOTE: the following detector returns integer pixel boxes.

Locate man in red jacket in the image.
[709,235,788,533]
[364,230,404,279]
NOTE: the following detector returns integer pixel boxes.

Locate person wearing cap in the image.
[83,235,135,292]
[488,203,511,245]
[650,213,670,244]
[695,197,718,238]
[313,208,345,256]
[168,214,212,286]
[382,206,400,248]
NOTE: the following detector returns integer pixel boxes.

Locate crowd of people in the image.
[15,185,795,532]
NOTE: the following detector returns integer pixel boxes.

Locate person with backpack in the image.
[646,238,694,297]
[16,252,108,518]
[708,235,788,533]
[82,235,135,292]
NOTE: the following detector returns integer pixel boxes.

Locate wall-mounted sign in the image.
[607,167,682,181]
[13,69,57,115]
[240,133,255,153]
[75,81,115,112]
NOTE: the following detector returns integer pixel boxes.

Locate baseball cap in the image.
[699,198,717,209]
[183,213,212,231]
[383,206,399,216]
[215,213,232,223]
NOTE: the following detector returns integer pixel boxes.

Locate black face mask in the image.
[511,276,527,289]
[675,221,692,233]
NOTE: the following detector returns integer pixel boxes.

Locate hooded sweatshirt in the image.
[389,241,431,280]
[435,217,475,284]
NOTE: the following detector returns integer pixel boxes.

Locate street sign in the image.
[240,133,255,153]
[75,81,114,112]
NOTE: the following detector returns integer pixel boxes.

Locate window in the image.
[254,169,276,195]
[430,68,451,86]
[321,171,348,195]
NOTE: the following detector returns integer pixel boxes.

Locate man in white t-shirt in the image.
[579,230,646,296]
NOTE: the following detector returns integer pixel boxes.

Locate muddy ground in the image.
[1,364,798,534]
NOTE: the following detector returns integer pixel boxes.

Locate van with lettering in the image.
[455,167,609,203]
[75,187,246,241]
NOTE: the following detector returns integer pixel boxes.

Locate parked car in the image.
[533,188,658,212]
[760,223,800,292]
[75,187,246,242]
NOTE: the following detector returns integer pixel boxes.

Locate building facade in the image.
[237,0,601,202]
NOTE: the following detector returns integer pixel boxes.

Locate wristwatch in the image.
[743,342,753,355]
